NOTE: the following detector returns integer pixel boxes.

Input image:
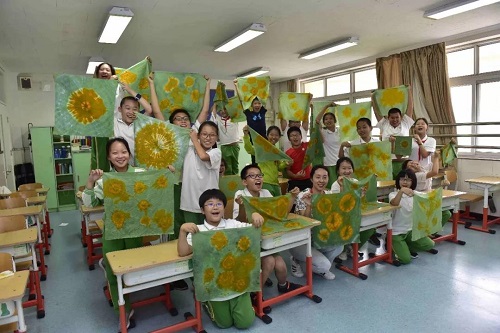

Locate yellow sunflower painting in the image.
[372,85,409,116]
[336,102,372,142]
[236,76,270,110]
[411,188,443,241]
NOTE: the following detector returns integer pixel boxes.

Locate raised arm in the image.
[280,118,287,132]
[189,129,211,162]
[314,102,335,126]
[426,151,441,179]
[406,85,414,118]
[120,82,152,115]
[371,92,383,122]
[148,72,164,120]
[196,76,211,124]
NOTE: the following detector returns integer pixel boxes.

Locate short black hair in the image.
[240,164,261,179]
[310,165,329,180]
[287,126,302,140]
[93,62,116,78]
[169,109,191,124]
[322,112,336,124]
[335,157,355,175]
[414,117,429,126]
[106,137,131,169]
[401,159,412,171]
[267,125,281,137]
[395,169,417,190]
[198,121,219,136]
[120,96,139,108]
[388,108,402,117]
[356,117,372,127]
[199,189,227,208]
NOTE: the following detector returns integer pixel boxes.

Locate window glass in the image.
[354,68,377,92]
[479,42,500,73]
[450,85,472,152]
[447,48,474,78]
[355,97,380,137]
[303,80,324,98]
[326,74,350,96]
[477,81,500,152]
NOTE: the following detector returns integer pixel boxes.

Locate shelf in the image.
[56,173,73,176]
[54,157,72,160]
[53,141,72,144]
[57,189,75,192]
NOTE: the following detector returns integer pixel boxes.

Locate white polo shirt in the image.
[388,191,414,235]
[212,113,239,145]
[233,188,272,219]
[409,136,436,170]
[281,125,307,152]
[376,114,414,141]
[321,128,341,166]
[114,118,135,166]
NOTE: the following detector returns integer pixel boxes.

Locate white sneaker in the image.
[346,245,354,258]
[317,271,336,280]
[338,251,347,261]
[290,256,304,278]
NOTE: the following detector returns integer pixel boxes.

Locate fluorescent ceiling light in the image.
[214,23,266,52]
[98,7,134,44]
[238,67,270,78]
[299,37,359,60]
[424,0,500,19]
[86,57,105,74]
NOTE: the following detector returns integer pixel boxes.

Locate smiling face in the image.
[323,113,336,129]
[108,141,130,171]
[399,175,413,189]
[388,112,402,128]
[356,120,372,141]
[311,168,329,193]
[242,167,264,195]
[406,161,421,173]
[338,160,353,177]
[267,128,280,145]
[172,111,190,128]
[288,130,302,147]
[414,119,428,136]
[198,123,218,150]
[119,99,139,125]
[201,198,225,225]
[251,99,262,112]
[97,64,113,79]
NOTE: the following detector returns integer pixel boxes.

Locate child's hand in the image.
[389,135,396,143]
[189,129,199,142]
[146,55,152,63]
[242,125,249,135]
[296,170,306,178]
[168,165,176,173]
[301,192,312,206]
[180,223,199,234]
[234,195,243,205]
[413,134,422,145]
[110,75,118,80]
[401,188,414,196]
[203,75,210,81]
[289,187,300,197]
[88,169,103,183]
[340,141,351,148]
[251,212,264,228]
[148,72,155,83]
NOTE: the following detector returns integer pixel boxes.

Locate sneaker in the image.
[338,251,347,261]
[250,292,272,314]
[264,278,273,287]
[346,245,354,258]
[368,234,381,246]
[277,281,302,293]
[290,256,304,278]
[170,279,188,291]
[410,252,419,259]
[317,271,336,280]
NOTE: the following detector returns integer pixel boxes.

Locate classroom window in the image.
[450,85,473,153]
[477,81,500,152]
[354,68,377,92]
[303,80,325,98]
[479,42,500,74]
[326,74,350,96]
[355,97,380,137]
[447,48,474,78]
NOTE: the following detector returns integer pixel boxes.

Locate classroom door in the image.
[0,113,15,189]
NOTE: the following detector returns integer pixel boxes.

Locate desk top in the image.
[0,271,29,301]
[0,193,11,199]
[0,205,42,217]
[261,213,320,240]
[377,180,395,188]
[442,189,466,199]
[362,202,399,217]
[81,205,105,214]
[36,188,50,195]
[26,195,47,205]
[278,177,288,185]
[465,176,500,185]
[107,239,190,275]
[432,172,445,179]
[96,219,104,232]
[0,227,37,247]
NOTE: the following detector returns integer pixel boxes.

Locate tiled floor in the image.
[19,210,500,333]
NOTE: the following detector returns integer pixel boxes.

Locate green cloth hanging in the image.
[350,141,393,181]
[225,96,246,122]
[235,76,270,110]
[278,92,311,122]
[219,175,244,200]
[303,125,325,168]
[372,85,409,116]
[116,57,152,101]
[394,136,412,156]
[412,188,443,241]
[336,102,372,142]
[248,127,292,163]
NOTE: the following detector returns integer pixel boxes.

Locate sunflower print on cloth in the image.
[248,127,292,163]
[219,175,244,200]
[153,71,207,122]
[213,80,229,112]
[241,194,311,235]
[134,113,190,179]
[372,85,409,117]
[303,125,325,168]
[393,136,412,156]
[311,191,361,248]
[278,92,312,122]
[235,76,270,110]
[336,102,372,142]
[192,227,261,302]
[441,141,457,167]
[349,141,393,181]
[55,74,117,136]
[412,188,443,241]
[311,101,336,130]
[116,57,152,102]
[225,96,246,122]
[102,170,175,240]
[343,175,378,208]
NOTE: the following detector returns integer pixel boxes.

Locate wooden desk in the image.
[336,203,399,280]
[0,228,45,318]
[0,271,29,332]
[377,180,395,201]
[107,240,203,333]
[256,214,322,323]
[464,176,500,234]
[25,195,51,253]
[432,173,445,189]
[25,196,46,206]
[433,190,467,246]
[80,205,105,270]
[35,188,50,196]
[0,206,47,280]
[278,177,288,195]
[0,192,11,199]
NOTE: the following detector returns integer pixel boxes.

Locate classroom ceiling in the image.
[1,0,500,82]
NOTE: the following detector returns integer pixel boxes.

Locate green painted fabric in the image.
[336,102,372,142]
[311,101,335,130]
[116,58,152,102]
[241,194,311,236]
[235,76,270,110]
[372,85,409,116]
[343,175,378,208]
[134,113,189,181]
[303,124,325,168]
[219,175,244,200]
[192,227,261,302]
[442,141,457,167]
[55,74,117,136]
[311,191,361,248]
[0,302,13,318]
[278,92,311,122]
[248,127,292,164]
[154,71,207,121]
[412,188,443,241]
[394,136,412,156]
[350,141,393,181]
[103,170,175,240]
[225,96,246,122]
[214,81,229,112]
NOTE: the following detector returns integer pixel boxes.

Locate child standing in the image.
[178,189,259,329]
[285,127,312,191]
[315,103,340,188]
[409,117,436,170]
[338,118,379,158]
[280,119,309,152]
[389,169,438,264]
[244,98,267,164]
[211,105,240,175]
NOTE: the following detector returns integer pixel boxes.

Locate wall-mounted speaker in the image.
[19,76,32,89]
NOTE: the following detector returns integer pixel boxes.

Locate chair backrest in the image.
[0,215,27,233]
[9,190,38,199]
[0,252,15,271]
[444,169,458,190]
[0,197,26,210]
[18,183,43,191]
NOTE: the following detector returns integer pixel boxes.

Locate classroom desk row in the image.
[464,176,500,234]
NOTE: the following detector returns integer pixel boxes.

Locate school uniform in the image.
[245,108,267,164]
[281,125,307,152]
[233,188,272,219]
[213,113,240,175]
[286,143,312,191]
[409,135,436,170]
[321,128,341,187]
[342,137,380,158]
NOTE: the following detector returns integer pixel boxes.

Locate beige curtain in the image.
[286,79,297,92]
[401,43,456,145]
[376,54,402,88]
